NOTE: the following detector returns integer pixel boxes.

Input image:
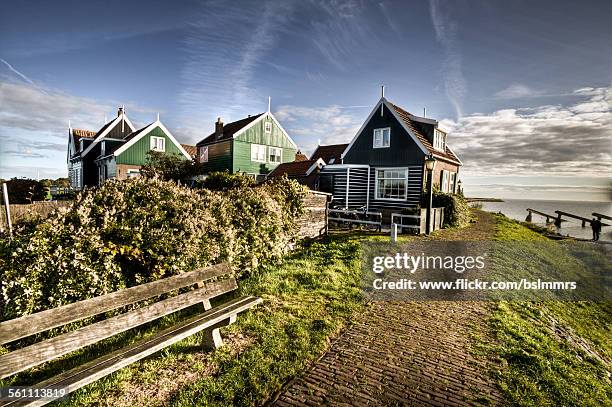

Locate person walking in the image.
[591,217,602,241]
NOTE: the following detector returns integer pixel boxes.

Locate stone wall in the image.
[296,190,330,239]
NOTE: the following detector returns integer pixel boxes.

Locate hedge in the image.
[0,176,306,321]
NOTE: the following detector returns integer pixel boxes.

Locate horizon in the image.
[0,0,610,202]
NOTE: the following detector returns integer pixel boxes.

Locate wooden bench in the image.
[0,263,261,406]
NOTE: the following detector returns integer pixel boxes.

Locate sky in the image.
[0,0,610,201]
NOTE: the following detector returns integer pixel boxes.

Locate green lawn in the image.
[34,235,364,406]
[479,213,612,407]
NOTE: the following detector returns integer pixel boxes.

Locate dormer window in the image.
[433,129,446,151]
[373,127,390,148]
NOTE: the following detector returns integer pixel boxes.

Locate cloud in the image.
[179,1,295,127]
[495,84,540,99]
[429,0,466,119]
[275,104,365,155]
[442,86,612,177]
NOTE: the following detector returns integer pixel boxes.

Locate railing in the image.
[390,213,420,232]
[328,208,382,231]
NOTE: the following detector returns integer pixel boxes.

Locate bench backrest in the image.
[0,263,236,379]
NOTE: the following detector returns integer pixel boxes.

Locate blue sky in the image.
[0,0,610,201]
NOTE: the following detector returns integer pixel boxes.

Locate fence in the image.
[0,201,71,231]
[391,208,445,234]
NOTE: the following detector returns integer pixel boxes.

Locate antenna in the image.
[423,107,426,117]
[68,119,72,131]
[267,96,271,112]
[121,104,125,132]
[157,112,160,122]
[380,84,385,117]
[317,138,321,146]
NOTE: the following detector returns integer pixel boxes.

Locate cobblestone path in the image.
[273,211,503,406]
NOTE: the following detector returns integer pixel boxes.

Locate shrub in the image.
[421,190,471,228]
[0,177,306,321]
[196,171,255,191]
[140,151,200,181]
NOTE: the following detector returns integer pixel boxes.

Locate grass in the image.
[1,234,365,406]
[477,213,612,406]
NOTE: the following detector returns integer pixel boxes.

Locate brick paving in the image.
[273,211,503,406]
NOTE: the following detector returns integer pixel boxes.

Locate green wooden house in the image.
[195,110,298,181]
[68,108,194,188]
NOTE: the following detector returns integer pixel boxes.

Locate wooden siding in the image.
[320,164,424,221]
[234,114,295,148]
[116,126,187,166]
[106,118,132,139]
[343,104,425,167]
[233,140,297,175]
[201,140,233,173]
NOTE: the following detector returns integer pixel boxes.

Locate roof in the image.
[122,124,153,143]
[71,128,96,151]
[181,144,197,158]
[268,159,324,178]
[196,114,264,146]
[387,102,462,165]
[295,151,308,162]
[311,144,348,164]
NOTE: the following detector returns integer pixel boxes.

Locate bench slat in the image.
[0,278,237,379]
[0,263,231,345]
[0,296,262,407]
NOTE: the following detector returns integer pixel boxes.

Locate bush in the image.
[196,171,256,191]
[0,177,306,321]
[140,151,200,181]
[421,190,471,228]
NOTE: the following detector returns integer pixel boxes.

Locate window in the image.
[441,170,448,193]
[199,146,209,163]
[150,136,165,152]
[373,128,391,148]
[449,172,456,193]
[269,147,282,163]
[251,144,266,162]
[433,129,446,151]
[264,121,272,134]
[375,168,408,200]
[127,169,140,178]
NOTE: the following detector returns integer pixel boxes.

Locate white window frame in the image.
[441,170,449,193]
[251,143,266,162]
[199,146,209,163]
[449,172,456,193]
[264,121,272,134]
[268,146,282,164]
[375,167,409,201]
[373,127,391,149]
[434,129,446,151]
[150,136,165,152]
[127,169,140,178]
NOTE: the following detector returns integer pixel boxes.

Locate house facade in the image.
[319,96,462,218]
[68,108,193,189]
[195,111,297,181]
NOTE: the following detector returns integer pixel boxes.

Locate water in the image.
[478,199,612,241]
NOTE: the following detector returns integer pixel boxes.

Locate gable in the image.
[81,115,135,157]
[115,124,191,165]
[343,103,426,166]
[233,113,297,149]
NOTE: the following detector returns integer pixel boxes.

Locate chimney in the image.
[117,106,124,117]
[215,117,224,139]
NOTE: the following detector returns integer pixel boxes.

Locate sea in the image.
[477,199,612,241]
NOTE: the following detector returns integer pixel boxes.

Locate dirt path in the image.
[273,211,503,406]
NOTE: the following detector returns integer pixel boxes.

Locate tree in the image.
[5,178,46,204]
[140,151,200,181]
